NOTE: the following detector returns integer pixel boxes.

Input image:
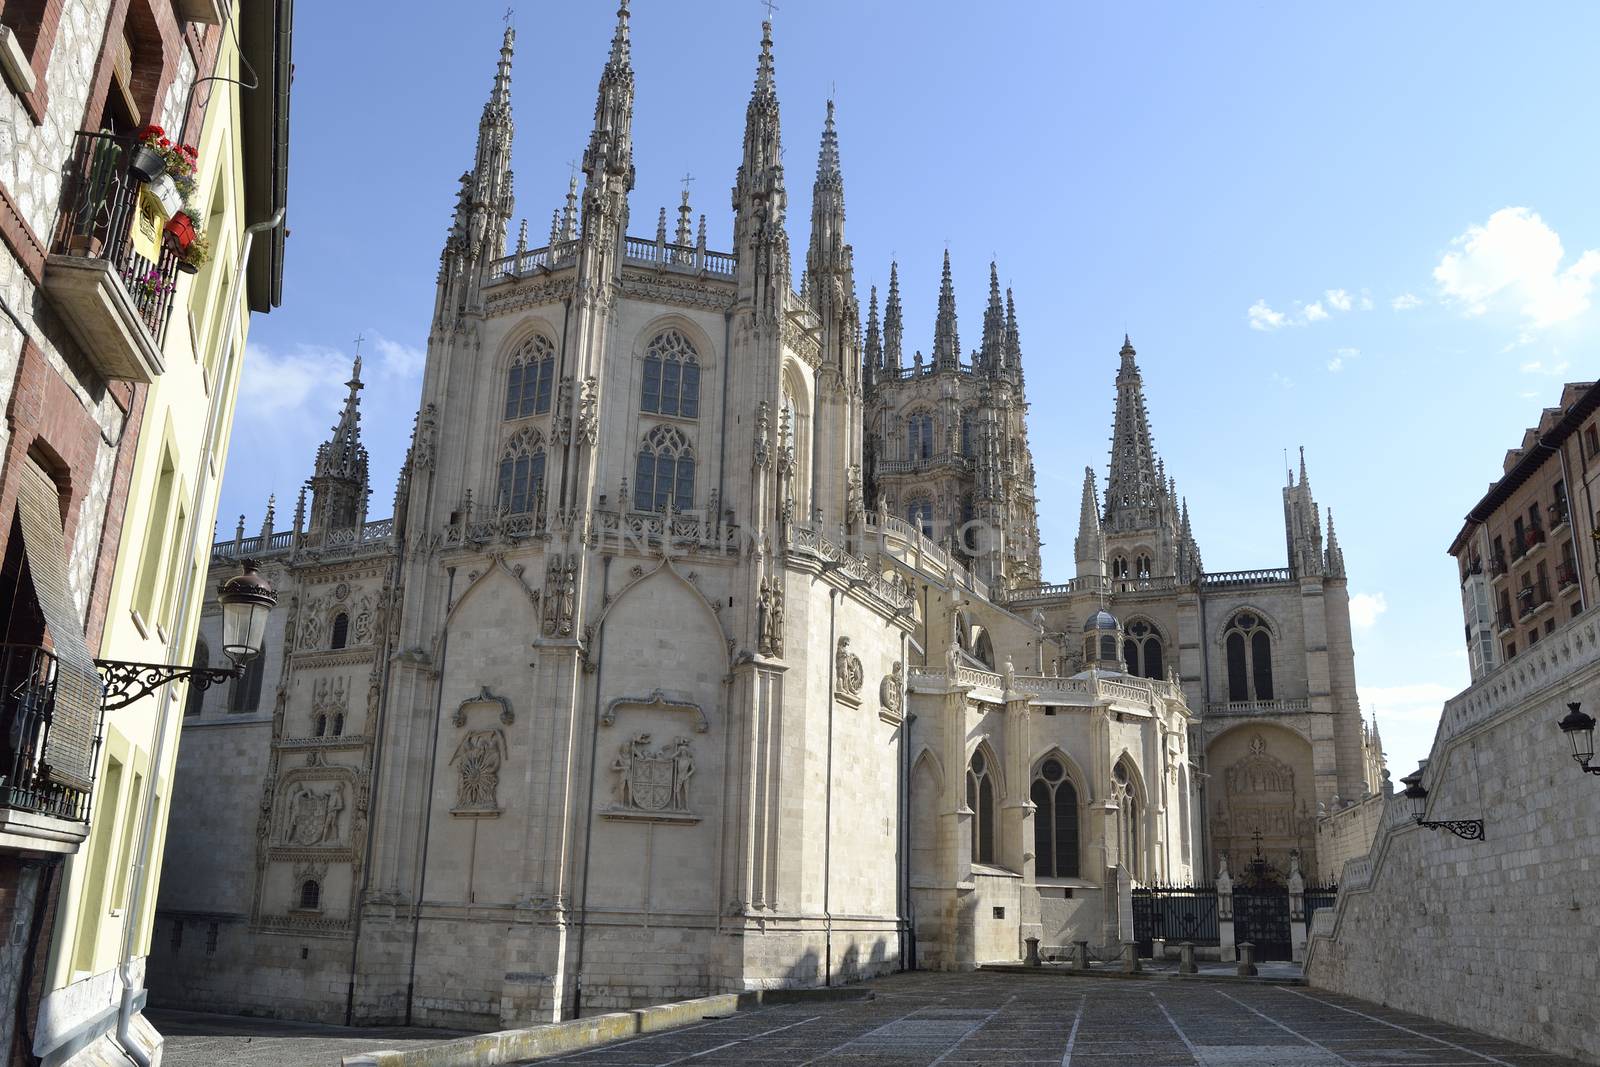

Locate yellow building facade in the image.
[29,8,293,1066]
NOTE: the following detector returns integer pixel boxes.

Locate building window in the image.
[183,639,209,717]
[1122,619,1164,680]
[229,640,266,712]
[504,334,555,419]
[315,714,327,737]
[0,2,49,64]
[1224,612,1273,702]
[497,428,546,515]
[332,713,345,736]
[1112,759,1141,881]
[1587,424,1600,458]
[635,426,694,512]
[298,880,321,911]
[1136,554,1152,578]
[329,612,349,650]
[967,748,996,865]
[1031,758,1079,878]
[960,413,973,457]
[907,413,934,460]
[641,329,700,418]
[1112,555,1129,579]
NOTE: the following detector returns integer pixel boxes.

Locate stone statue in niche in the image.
[577,376,599,446]
[757,576,784,657]
[879,661,904,715]
[541,556,561,636]
[559,562,576,635]
[845,464,865,525]
[612,733,694,814]
[284,782,345,846]
[835,637,864,697]
[753,400,771,470]
[450,728,507,811]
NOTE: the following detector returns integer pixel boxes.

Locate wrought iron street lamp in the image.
[1557,701,1599,776]
[1399,771,1484,841]
[96,560,278,710]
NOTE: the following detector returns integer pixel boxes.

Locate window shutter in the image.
[15,459,104,792]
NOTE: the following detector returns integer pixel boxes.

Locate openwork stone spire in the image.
[883,261,904,370]
[1283,446,1326,578]
[932,249,960,370]
[981,261,1005,375]
[1004,287,1023,384]
[732,18,789,311]
[805,99,850,307]
[579,0,636,260]
[1325,507,1345,579]
[1104,335,1164,532]
[1075,466,1105,576]
[863,285,881,388]
[309,352,371,533]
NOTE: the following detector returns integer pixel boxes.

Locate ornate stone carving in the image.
[753,400,771,470]
[576,376,599,446]
[450,728,507,812]
[412,403,438,471]
[610,733,695,816]
[554,378,575,444]
[846,464,865,525]
[453,685,515,728]
[757,576,784,657]
[283,782,346,846]
[298,596,326,650]
[835,637,864,700]
[542,555,577,637]
[879,661,904,722]
[352,596,374,645]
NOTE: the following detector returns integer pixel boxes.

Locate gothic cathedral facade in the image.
[151,6,1382,1028]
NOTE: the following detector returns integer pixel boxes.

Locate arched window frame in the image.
[1112,757,1144,882]
[1111,555,1130,579]
[635,426,695,513]
[1122,618,1165,680]
[329,611,350,650]
[640,328,701,418]
[298,879,322,911]
[906,410,935,461]
[497,427,547,515]
[1223,611,1275,702]
[504,333,556,420]
[967,745,998,866]
[1031,754,1081,879]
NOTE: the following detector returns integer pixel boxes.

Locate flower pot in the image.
[165,211,196,251]
[146,174,182,216]
[176,259,199,275]
[66,234,103,257]
[129,143,166,182]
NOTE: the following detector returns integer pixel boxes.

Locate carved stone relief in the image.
[879,661,904,722]
[450,729,507,813]
[835,637,864,703]
[609,733,695,817]
[576,376,599,446]
[282,782,346,846]
[757,576,785,657]
[542,555,576,637]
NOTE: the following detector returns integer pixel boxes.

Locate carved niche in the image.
[450,729,507,814]
[542,554,576,638]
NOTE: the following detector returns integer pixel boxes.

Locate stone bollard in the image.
[1073,940,1091,970]
[1179,942,1198,975]
[1236,941,1258,977]
[1024,936,1041,967]
[1121,941,1141,974]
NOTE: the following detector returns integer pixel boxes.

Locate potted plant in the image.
[176,231,210,275]
[124,265,174,304]
[165,210,196,252]
[131,125,199,195]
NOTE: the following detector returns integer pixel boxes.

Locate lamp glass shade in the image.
[1402,782,1428,820]
[217,559,277,665]
[1558,703,1595,764]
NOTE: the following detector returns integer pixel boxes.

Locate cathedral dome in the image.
[1084,608,1119,632]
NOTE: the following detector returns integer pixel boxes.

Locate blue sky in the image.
[222,1,1600,777]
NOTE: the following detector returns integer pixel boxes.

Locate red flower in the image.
[159,137,171,147]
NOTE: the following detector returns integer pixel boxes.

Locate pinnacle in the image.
[608,0,631,68]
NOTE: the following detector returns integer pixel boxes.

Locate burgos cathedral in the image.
[152,6,1383,1028]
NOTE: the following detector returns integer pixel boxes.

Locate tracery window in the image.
[330,612,349,650]
[1112,758,1141,880]
[1122,619,1164,680]
[1030,757,1079,878]
[907,413,934,460]
[960,413,973,457]
[497,429,546,515]
[641,329,700,418]
[1112,555,1129,579]
[967,748,996,865]
[504,334,556,419]
[635,426,694,512]
[1224,612,1274,702]
[1136,553,1152,578]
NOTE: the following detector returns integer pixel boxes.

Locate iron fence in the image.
[1132,884,1220,955]
[0,644,97,822]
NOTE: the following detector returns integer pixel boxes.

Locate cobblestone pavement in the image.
[524,972,1585,1066]
[151,972,1587,1067]
[150,1008,468,1067]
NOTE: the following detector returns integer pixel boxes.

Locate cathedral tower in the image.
[307,353,370,535]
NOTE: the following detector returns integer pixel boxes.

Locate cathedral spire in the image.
[863,285,881,388]
[805,99,850,309]
[1004,286,1022,383]
[1325,507,1346,579]
[932,249,960,370]
[883,261,904,370]
[1075,466,1106,579]
[980,261,1005,375]
[309,351,371,534]
[1283,445,1326,577]
[560,174,579,241]
[732,17,789,312]
[579,0,636,263]
[1104,335,1164,532]
[675,188,694,246]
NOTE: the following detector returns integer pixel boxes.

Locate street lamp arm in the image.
[1412,815,1486,841]
[94,658,242,711]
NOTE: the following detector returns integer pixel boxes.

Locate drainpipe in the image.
[114,209,284,1066]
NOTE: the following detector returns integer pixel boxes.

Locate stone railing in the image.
[996,574,1182,604]
[1436,607,1600,747]
[1204,698,1313,716]
[1201,567,1294,588]
[591,507,739,555]
[785,524,915,612]
[908,668,1181,710]
[213,519,395,562]
[489,235,736,283]
[443,510,545,547]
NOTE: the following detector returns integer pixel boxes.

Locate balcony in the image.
[1550,498,1570,530]
[1557,560,1579,590]
[1516,580,1552,619]
[0,645,96,853]
[1522,526,1547,554]
[1488,554,1508,581]
[1495,608,1514,632]
[42,132,177,383]
[1460,557,1483,585]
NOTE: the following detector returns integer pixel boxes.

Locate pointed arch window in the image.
[641,329,701,418]
[1122,619,1164,680]
[1112,759,1142,881]
[960,413,973,457]
[1224,612,1274,702]
[505,334,556,419]
[330,612,349,650]
[967,748,996,865]
[298,879,321,911]
[907,413,934,460]
[906,497,935,538]
[635,426,694,512]
[498,429,547,515]
[1031,757,1079,878]
[1112,555,1129,579]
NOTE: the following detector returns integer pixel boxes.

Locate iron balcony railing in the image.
[53,131,181,345]
[1557,560,1579,589]
[0,644,97,822]
[1551,498,1570,529]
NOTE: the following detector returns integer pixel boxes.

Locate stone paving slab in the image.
[152,972,1590,1066]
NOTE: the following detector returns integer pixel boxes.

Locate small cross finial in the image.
[681,172,695,195]
[762,0,779,19]
[503,5,513,26]
[353,332,365,357]
[568,159,580,183]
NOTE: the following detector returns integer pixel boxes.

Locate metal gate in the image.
[1132,885,1220,956]
[1304,884,1338,922]
[1233,885,1292,960]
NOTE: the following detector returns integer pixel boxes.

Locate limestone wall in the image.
[1305,606,1600,1065]
[1312,792,1383,885]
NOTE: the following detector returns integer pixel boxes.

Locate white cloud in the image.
[1270,371,1294,389]
[1303,301,1328,322]
[1348,592,1387,629]
[1325,288,1353,312]
[1357,682,1458,724]
[1248,299,1287,331]
[1518,358,1570,376]
[1359,290,1375,311]
[1327,357,1343,372]
[1433,207,1600,328]
[1335,346,1360,359]
[1391,292,1423,311]
[371,332,426,379]
[238,341,350,421]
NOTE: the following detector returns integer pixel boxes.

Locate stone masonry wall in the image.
[1306,606,1600,1065]
[1312,791,1383,885]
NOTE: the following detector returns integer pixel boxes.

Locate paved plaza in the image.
[155,971,1585,1066]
